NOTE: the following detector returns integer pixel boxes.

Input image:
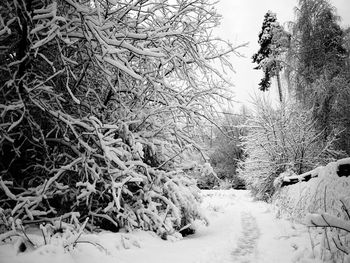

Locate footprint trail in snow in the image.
[231,211,260,262]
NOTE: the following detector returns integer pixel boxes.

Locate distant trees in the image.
[252,11,290,102]
[0,0,239,237]
[208,111,247,188]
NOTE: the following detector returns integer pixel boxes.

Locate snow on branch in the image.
[306,213,350,233]
[305,212,350,255]
[1,0,238,239]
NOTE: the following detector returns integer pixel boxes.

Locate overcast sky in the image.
[214,0,350,109]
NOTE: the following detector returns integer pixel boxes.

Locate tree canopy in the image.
[287,0,350,148]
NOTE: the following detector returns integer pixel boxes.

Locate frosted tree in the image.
[0,0,241,237]
[287,0,349,147]
[252,11,290,102]
[239,97,339,200]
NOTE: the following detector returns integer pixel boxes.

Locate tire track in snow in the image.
[231,211,260,262]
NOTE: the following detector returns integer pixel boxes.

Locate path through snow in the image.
[231,211,260,262]
[0,190,317,263]
[225,190,315,263]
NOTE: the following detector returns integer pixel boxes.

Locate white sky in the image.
[214,0,350,109]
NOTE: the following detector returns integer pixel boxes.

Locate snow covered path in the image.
[114,190,314,263]
[231,211,260,261]
[227,191,312,263]
[0,190,315,263]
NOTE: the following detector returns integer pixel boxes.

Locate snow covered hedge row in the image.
[274,158,350,261]
[274,158,350,220]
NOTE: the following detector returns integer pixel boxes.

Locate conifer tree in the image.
[252,11,290,102]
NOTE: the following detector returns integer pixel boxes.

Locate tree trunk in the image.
[276,69,283,102]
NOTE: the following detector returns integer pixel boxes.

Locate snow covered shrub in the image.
[180,161,220,190]
[239,97,339,200]
[0,0,237,237]
[274,159,350,262]
[195,163,221,189]
[274,158,350,220]
[0,212,93,253]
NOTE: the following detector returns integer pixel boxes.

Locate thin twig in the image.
[74,240,109,254]
[340,199,350,220]
[20,225,35,247]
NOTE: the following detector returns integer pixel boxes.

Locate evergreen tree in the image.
[252,11,290,102]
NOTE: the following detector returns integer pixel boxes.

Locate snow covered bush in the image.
[179,161,220,190]
[195,163,221,189]
[0,212,93,253]
[274,158,350,220]
[239,97,339,200]
[0,0,238,237]
[274,158,350,262]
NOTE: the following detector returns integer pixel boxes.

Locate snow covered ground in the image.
[0,190,318,263]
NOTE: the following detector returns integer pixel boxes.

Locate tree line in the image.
[236,0,350,200]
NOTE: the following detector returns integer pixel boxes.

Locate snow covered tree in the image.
[0,0,239,237]
[290,0,345,90]
[252,11,290,102]
[287,0,349,148]
[239,97,340,200]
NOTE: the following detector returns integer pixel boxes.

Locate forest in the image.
[0,0,349,262]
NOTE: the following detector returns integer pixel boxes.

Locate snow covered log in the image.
[274,158,350,220]
[280,169,319,187]
[279,158,350,187]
